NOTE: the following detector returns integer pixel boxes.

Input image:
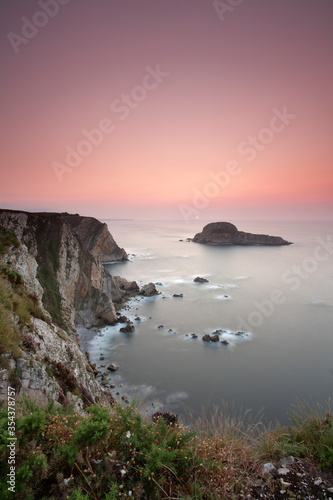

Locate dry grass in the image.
[190,404,267,498]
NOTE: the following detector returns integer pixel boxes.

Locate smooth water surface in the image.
[83,220,333,425]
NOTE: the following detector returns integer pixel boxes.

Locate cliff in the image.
[0,210,128,328]
[0,209,131,410]
[0,209,161,411]
[193,222,292,246]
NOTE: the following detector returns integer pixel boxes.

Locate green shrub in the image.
[0,226,19,255]
[0,276,20,366]
[1,393,332,499]
[0,266,23,284]
[74,405,111,447]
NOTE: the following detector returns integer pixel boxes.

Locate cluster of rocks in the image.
[250,456,333,499]
[112,277,159,305]
[201,329,246,345]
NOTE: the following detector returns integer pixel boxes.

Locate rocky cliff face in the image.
[0,210,128,328]
[0,318,113,412]
[0,209,130,410]
[193,222,292,246]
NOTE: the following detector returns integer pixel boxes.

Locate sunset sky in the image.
[1,0,332,221]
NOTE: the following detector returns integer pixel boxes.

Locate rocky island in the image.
[192,221,292,246]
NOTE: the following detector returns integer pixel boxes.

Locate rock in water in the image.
[119,323,135,333]
[139,282,159,296]
[107,363,119,371]
[192,222,292,246]
[194,276,209,283]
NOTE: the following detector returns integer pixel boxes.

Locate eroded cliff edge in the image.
[193,222,292,246]
[0,210,128,328]
[0,209,131,410]
[0,209,162,411]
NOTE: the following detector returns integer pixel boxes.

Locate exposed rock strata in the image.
[0,319,113,411]
[0,210,132,410]
[193,222,292,246]
[0,209,127,327]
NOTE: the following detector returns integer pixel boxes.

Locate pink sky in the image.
[1,0,332,220]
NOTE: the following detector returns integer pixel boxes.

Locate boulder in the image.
[194,276,209,283]
[173,293,183,298]
[107,363,118,371]
[120,323,135,333]
[152,411,179,426]
[117,315,128,323]
[113,276,139,291]
[139,282,159,296]
[202,334,211,342]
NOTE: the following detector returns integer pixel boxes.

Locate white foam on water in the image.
[208,283,239,289]
[167,278,193,284]
[216,294,232,300]
[166,391,189,403]
[128,252,158,261]
[232,275,251,280]
[309,300,333,307]
[190,273,212,278]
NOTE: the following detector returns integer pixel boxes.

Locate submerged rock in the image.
[119,323,135,333]
[193,221,292,246]
[107,363,118,371]
[194,276,209,283]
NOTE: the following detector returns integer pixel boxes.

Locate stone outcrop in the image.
[139,282,159,296]
[0,209,127,328]
[193,222,292,246]
[0,318,113,412]
[0,209,130,410]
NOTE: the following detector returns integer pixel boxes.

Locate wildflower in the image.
[120,468,127,476]
[126,431,131,438]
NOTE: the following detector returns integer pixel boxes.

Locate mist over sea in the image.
[84,220,333,425]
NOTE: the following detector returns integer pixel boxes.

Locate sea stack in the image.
[192,222,292,246]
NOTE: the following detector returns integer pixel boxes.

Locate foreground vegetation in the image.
[0,396,332,499]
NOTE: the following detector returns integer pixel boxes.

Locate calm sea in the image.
[82,220,333,425]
